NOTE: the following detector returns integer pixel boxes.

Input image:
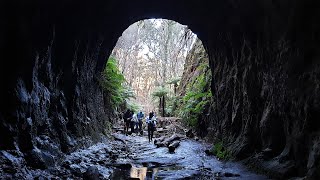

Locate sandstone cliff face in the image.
[177,38,212,137]
[178,39,210,95]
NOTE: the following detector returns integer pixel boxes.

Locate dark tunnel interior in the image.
[1,0,320,179]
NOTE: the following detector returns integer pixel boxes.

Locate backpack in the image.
[137,112,143,119]
[147,117,155,127]
[151,116,156,126]
[131,114,138,122]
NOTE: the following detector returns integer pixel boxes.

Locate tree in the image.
[151,86,169,116]
[167,77,180,96]
[110,19,197,113]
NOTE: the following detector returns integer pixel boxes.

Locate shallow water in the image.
[111,165,185,180]
[110,133,271,180]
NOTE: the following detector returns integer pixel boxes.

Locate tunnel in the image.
[0,0,320,179]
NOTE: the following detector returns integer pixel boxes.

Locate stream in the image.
[107,132,269,180]
[10,131,271,179]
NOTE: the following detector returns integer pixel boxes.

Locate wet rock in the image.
[114,163,132,169]
[214,172,222,177]
[154,136,166,146]
[186,129,194,138]
[168,141,180,153]
[34,175,47,180]
[70,164,83,177]
[108,151,119,162]
[306,138,320,179]
[156,134,181,148]
[0,150,26,174]
[205,149,214,156]
[25,149,47,169]
[224,172,240,177]
[243,154,296,179]
[73,158,82,164]
[261,148,274,160]
[98,160,105,165]
[83,166,99,180]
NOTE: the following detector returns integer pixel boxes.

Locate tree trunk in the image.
[162,95,165,117]
[159,97,162,116]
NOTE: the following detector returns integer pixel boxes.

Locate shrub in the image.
[210,141,231,160]
[101,57,133,109]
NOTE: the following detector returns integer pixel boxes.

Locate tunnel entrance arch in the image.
[103,18,211,135]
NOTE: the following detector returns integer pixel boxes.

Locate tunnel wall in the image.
[204,1,320,178]
[0,0,319,178]
[0,1,115,170]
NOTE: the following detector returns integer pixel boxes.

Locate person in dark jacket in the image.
[137,111,144,134]
[123,109,132,135]
[146,111,156,142]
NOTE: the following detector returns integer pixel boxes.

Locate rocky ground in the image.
[0,118,270,179]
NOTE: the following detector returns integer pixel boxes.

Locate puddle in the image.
[130,167,157,179]
[110,165,184,180]
[109,133,269,180]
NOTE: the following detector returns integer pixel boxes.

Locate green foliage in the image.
[165,95,180,116]
[210,141,231,160]
[101,57,132,109]
[152,86,169,116]
[151,86,169,98]
[167,77,180,85]
[127,101,141,113]
[177,69,212,127]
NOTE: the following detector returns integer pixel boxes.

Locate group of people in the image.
[122,109,157,142]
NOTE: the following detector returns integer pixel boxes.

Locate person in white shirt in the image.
[131,113,138,133]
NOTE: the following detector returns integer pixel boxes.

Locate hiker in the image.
[149,111,154,120]
[146,112,157,142]
[137,111,144,134]
[123,109,132,135]
[130,110,135,133]
[131,112,139,133]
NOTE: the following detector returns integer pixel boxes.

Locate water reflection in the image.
[130,167,158,180]
[111,165,185,179]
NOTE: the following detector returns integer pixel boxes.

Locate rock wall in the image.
[201,2,320,179]
[178,39,210,96]
[0,30,112,173]
[206,29,320,179]
[0,0,319,179]
[177,38,212,137]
